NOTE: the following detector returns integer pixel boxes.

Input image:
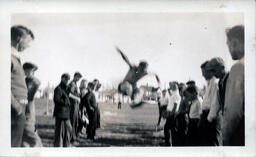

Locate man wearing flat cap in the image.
[68,72,82,143]
[22,62,42,147]
[53,73,72,147]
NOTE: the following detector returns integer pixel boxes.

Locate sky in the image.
[11,13,243,89]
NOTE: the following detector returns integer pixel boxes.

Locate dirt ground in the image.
[36,101,166,147]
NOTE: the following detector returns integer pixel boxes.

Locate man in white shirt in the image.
[198,61,221,146]
[156,89,169,128]
[164,82,181,146]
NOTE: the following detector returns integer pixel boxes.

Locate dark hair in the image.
[185,85,198,96]
[226,25,244,42]
[139,61,148,68]
[61,73,70,80]
[93,79,99,83]
[186,80,196,86]
[74,72,82,78]
[200,61,209,69]
[11,25,34,42]
[23,62,38,71]
[172,81,179,87]
[87,82,94,89]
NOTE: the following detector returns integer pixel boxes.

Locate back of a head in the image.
[186,80,196,86]
[23,62,38,72]
[185,85,198,96]
[87,82,94,90]
[200,61,209,70]
[74,72,82,78]
[61,73,70,80]
[139,61,148,69]
[11,25,34,43]
[208,57,225,71]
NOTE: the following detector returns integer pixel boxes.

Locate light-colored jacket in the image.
[222,58,244,146]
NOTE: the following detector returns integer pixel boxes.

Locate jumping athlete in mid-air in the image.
[116,46,161,108]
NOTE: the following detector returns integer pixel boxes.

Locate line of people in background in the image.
[157,25,244,146]
[53,72,101,147]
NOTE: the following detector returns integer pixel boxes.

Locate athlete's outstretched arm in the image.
[116,46,132,68]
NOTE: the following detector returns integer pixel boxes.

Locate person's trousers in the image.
[86,111,97,139]
[176,114,189,146]
[11,103,26,147]
[54,118,72,147]
[96,106,101,128]
[187,118,200,146]
[22,101,42,147]
[164,115,176,146]
[11,112,26,147]
[70,103,79,141]
[22,124,42,147]
[199,110,221,146]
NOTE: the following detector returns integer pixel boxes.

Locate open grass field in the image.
[35,99,166,147]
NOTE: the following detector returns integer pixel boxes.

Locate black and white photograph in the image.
[1,0,256,157]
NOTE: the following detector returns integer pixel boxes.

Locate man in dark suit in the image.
[82,82,98,140]
[53,73,72,147]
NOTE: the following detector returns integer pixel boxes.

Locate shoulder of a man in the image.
[54,85,62,93]
[231,60,244,73]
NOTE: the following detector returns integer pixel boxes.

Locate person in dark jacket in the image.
[53,73,72,147]
[82,82,98,140]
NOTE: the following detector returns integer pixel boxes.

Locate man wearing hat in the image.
[68,72,82,143]
[53,73,72,147]
[22,62,42,147]
[11,25,34,147]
